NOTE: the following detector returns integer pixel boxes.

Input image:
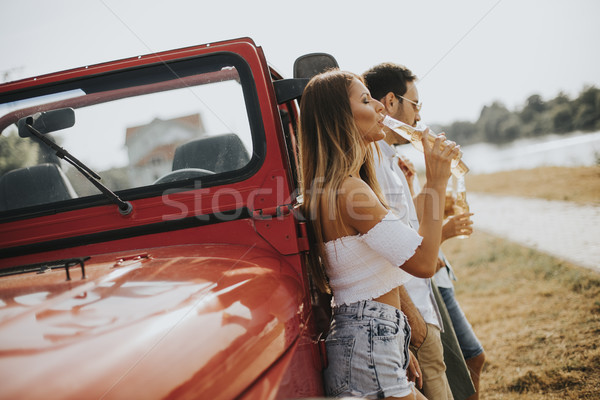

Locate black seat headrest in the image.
[172,133,250,174]
[0,163,78,211]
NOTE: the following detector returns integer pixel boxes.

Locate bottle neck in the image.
[456,175,466,192]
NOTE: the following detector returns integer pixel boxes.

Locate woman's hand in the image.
[407,351,423,389]
[442,212,474,242]
[422,130,459,187]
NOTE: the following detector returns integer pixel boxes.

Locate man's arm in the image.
[399,285,427,349]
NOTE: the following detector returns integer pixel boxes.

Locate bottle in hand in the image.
[452,176,470,239]
[383,116,469,178]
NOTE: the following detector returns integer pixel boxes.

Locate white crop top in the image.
[324,210,423,306]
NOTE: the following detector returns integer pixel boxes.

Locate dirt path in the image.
[469,193,600,272]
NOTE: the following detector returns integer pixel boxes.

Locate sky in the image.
[1,0,599,126]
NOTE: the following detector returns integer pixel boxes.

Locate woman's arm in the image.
[340,134,458,278]
[400,133,458,277]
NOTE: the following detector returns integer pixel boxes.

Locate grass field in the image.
[465,166,600,205]
[442,166,600,399]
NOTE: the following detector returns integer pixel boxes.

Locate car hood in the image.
[0,244,305,400]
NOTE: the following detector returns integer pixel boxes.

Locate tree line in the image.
[437,85,600,145]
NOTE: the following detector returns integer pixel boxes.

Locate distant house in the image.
[125,114,205,185]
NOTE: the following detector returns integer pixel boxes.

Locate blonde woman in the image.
[298,70,458,400]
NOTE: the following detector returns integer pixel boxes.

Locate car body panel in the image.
[0,244,312,399]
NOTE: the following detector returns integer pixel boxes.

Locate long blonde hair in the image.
[298,69,387,293]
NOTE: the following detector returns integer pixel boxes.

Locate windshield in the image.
[0,53,262,216]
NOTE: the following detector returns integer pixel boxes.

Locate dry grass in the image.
[465,166,600,205]
[442,231,600,399]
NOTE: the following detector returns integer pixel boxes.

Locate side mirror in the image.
[293,53,339,79]
[17,108,75,138]
[274,53,339,104]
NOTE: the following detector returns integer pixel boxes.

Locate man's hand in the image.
[397,156,417,196]
[407,351,423,389]
[442,212,474,242]
[436,257,446,272]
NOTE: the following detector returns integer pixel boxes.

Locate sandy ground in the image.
[469,193,600,272]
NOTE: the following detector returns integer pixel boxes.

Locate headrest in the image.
[0,163,78,211]
[172,133,250,173]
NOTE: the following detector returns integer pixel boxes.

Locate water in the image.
[469,193,600,271]
[398,131,600,174]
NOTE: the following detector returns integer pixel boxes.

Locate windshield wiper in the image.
[0,257,90,280]
[17,108,133,215]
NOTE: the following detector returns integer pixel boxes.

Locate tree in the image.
[498,114,522,142]
[573,86,600,131]
[476,101,512,144]
[578,86,600,109]
[0,129,39,176]
[550,91,571,106]
[520,94,546,123]
[574,104,597,131]
[551,104,574,133]
[444,121,479,144]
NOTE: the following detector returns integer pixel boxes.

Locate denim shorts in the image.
[323,300,413,399]
[438,285,484,360]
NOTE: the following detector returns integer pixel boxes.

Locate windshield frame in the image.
[0,51,266,222]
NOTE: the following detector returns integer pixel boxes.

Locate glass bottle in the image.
[383,115,469,178]
[452,175,470,239]
[444,176,456,220]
